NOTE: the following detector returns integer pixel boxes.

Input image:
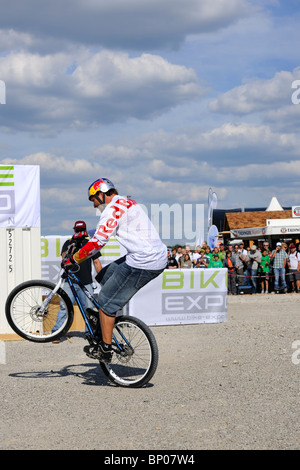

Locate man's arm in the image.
[93,257,102,273]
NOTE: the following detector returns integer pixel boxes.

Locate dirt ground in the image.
[0,293,299,450]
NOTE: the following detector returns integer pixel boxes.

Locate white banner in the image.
[0,165,40,227]
[40,237,227,326]
[128,268,227,325]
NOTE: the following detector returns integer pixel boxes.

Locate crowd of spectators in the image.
[167,240,300,295]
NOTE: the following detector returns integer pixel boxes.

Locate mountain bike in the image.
[5,266,159,388]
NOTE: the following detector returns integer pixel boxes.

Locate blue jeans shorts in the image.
[96,257,164,317]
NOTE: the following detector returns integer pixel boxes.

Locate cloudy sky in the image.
[0,0,300,241]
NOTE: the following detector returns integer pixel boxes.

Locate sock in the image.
[101,341,112,351]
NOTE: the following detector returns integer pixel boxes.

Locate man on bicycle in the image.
[62,178,167,362]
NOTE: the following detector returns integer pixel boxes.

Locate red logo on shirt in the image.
[96,198,136,239]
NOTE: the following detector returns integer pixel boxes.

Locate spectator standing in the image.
[52,221,102,338]
[185,245,192,260]
[205,246,213,264]
[178,248,186,267]
[223,251,237,294]
[258,248,270,294]
[167,250,178,269]
[287,244,300,292]
[232,244,245,287]
[175,246,183,262]
[181,253,192,269]
[218,243,226,262]
[194,250,209,268]
[238,242,248,259]
[245,245,262,294]
[192,246,201,266]
[262,241,270,252]
[271,242,288,293]
[209,253,223,268]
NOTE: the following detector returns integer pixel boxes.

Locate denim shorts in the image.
[96,257,164,316]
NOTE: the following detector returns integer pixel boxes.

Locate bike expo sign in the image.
[41,236,227,326]
[128,268,227,326]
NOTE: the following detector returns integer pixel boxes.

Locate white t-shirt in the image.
[289,251,300,270]
[92,195,167,270]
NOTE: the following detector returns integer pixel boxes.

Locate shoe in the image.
[84,341,113,363]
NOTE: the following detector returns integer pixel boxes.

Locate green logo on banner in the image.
[0,166,14,186]
[162,270,220,289]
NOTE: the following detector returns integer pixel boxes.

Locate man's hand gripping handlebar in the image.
[61,244,78,270]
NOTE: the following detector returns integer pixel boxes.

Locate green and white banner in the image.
[0,165,40,227]
[40,237,227,326]
[127,268,228,325]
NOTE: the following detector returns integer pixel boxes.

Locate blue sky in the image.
[0,0,300,240]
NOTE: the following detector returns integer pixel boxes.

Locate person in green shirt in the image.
[205,246,213,263]
[209,253,223,268]
[259,248,270,293]
[218,243,226,262]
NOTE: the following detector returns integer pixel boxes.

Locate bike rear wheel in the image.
[100,315,159,388]
[5,280,74,343]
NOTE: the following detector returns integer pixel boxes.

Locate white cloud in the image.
[209,68,300,115]
[0,50,204,133]
[73,51,202,99]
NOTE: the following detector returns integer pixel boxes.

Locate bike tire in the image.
[5,280,74,343]
[100,315,159,388]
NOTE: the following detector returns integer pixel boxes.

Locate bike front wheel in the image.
[5,280,74,343]
[100,315,159,388]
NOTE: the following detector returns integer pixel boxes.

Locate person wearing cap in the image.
[287,244,300,292]
[209,252,223,268]
[244,244,261,294]
[52,221,102,338]
[271,242,288,293]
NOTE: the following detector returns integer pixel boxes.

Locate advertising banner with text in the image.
[128,268,227,326]
[41,237,227,326]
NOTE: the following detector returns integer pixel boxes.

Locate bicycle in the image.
[5,265,159,388]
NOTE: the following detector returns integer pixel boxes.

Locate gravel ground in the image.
[1,293,299,451]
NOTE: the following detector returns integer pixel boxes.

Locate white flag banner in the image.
[0,165,40,227]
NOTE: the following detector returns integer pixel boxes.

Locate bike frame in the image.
[63,269,99,336]
[61,269,130,352]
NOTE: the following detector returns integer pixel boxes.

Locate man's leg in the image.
[251,269,257,293]
[280,268,287,290]
[84,308,114,362]
[52,283,75,333]
[99,308,115,344]
[274,268,279,291]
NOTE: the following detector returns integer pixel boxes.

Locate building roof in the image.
[224,210,292,231]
